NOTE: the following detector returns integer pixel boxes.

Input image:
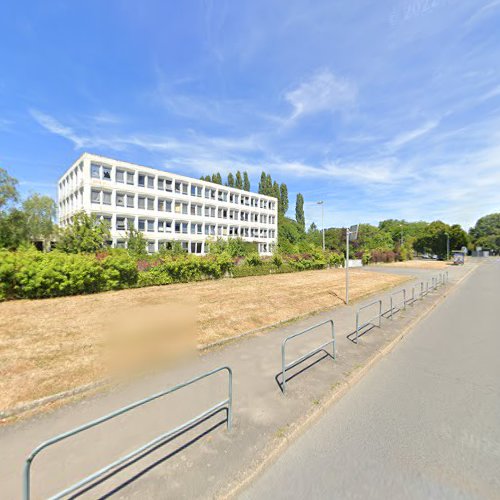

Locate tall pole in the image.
[317,201,325,251]
[445,233,450,261]
[345,228,350,304]
[322,203,325,251]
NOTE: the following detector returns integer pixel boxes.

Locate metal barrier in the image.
[23,366,233,500]
[355,299,383,343]
[281,319,335,394]
[389,289,406,319]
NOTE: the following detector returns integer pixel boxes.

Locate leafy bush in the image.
[137,253,233,286]
[0,248,138,300]
[208,237,257,257]
[246,253,262,266]
[327,252,345,267]
[271,252,283,268]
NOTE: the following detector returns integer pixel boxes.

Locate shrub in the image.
[246,253,262,266]
[327,252,344,268]
[0,249,139,300]
[137,253,234,286]
[271,253,283,268]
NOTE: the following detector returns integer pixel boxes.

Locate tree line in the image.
[200,171,251,191]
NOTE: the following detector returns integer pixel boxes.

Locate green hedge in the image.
[0,248,138,300]
[0,248,345,301]
[137,253,233,287]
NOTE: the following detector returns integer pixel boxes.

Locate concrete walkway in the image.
[0,262,475,499]
[240,258,500,500]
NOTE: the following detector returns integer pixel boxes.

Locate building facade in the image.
[58,153,278,254]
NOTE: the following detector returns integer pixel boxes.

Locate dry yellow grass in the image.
[0,268,407,411]
[378,260,448,270]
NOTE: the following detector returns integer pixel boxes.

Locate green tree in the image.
[278,215,305,253]
[235,171,243,189]
[125,227,147,257]
[258,171,267,194]
[0,167,19,209]
[227,173,235,187]
[57,211,111,253]
[295,193,305,231]
[0,208,29,249]
[265,174,272,195]
[469,213,500,251]
[448,224,469,252]
[272,181,281,207]
[279,183,289,214]
[243,171,250,191]
[22,194,56,250]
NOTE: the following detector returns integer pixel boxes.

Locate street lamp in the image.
[317,201,325,251]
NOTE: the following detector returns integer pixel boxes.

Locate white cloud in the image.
[30,109,88,149]
[284,69,356,121]
[386,119,440,151]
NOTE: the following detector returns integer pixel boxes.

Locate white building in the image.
[58,153,278,255]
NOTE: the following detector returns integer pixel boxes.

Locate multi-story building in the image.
[58,153,278,255]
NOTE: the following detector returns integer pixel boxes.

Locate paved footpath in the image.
[241,259,500,500]
[0,262,475,499]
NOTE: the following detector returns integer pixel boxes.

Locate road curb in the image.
[220,263,479,499]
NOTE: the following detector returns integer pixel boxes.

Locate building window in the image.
[138,196,145,209]
[147,197,154,210]
[116,217,126,231]
[165,179,172,191]
[138,174,145,187]
[147,176,155,189]
[126,195,134,208]
[190,242,202,254]
[147,220,155,232]
[102,191,112,205]
[102,166,112,180]
[127,172,134,185]
[138,219,145,231]
[147,241,155,253]
[158,178,164,190]
[191,185,202,197]
[91,189,100,204]
[116,193,125,207]
[91,163,100,178]
[116,170,125,183]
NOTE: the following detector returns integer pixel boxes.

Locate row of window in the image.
[100,215,275,238]
[88,162,276,210]
[113,239,274,255]
[90,189,276,224]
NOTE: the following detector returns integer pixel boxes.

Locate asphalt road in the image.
[241,260,500,500]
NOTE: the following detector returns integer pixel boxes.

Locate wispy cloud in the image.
[386,119,440,151]
[284,69,356,122]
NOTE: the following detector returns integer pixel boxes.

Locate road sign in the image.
[349,224,359,240]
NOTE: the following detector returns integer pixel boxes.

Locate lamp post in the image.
[317,201,325,251]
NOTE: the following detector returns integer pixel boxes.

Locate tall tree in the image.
[215,172,223,185]
[0,167,19,209]
[243,171,250,191]
[265,174,272,195]
[227,173,235,187]
[272,181,281,207]
[235,171,243,189]
[22,194,56,249]
[279,183,289,214]
[295,193,305,231]
[258,171,267,194]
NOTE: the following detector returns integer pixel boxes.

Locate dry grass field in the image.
[378,260,449,270]
[0,268,408,411]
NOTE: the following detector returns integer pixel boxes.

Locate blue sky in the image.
[1,0,499,229]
